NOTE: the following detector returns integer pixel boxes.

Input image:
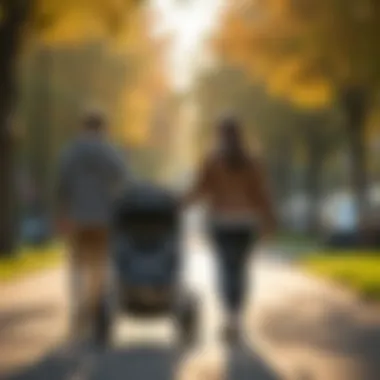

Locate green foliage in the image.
[302,253,380,301]
[15,41,133,215]
[0,242,63,282]
[215,0,380,107]
[194,63,350,210]
[212,0,380,226]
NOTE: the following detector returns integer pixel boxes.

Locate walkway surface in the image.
[1,235,380,380]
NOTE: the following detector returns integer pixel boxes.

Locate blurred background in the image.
[1,0,380,379]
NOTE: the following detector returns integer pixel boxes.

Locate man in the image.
[56,110,130,339]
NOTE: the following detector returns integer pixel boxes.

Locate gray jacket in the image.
[57,134,131,226]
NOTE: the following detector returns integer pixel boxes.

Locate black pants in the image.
[210,224,256,315]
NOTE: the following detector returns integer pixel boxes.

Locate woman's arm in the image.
[182,156,213,209]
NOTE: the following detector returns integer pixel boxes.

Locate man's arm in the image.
[107,146,133,196]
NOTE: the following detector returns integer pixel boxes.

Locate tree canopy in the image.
[214,0,380,109]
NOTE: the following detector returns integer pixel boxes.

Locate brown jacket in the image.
[185,152,276,228]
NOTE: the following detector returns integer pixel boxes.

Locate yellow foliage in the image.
[366,109,380,142]
[111,8,144,52]
[121,78,155,146]
[266,58,305,95]
[40,8,107,45]
[129,88,151,114]
[289,80,333,109]
[126,120,150,145]
[35,0,141,45]
[263,55,333,107]
[213,0,337,110]
[33,1,169,149]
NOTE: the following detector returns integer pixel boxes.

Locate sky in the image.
[151,0,224,91]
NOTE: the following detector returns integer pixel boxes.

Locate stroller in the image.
[94,183,199,346]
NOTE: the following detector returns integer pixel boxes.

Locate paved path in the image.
[251,255,380,380]
[0,268,69,375]
[1,234,380,380]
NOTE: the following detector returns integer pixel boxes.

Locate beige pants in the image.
[69,227,109,334]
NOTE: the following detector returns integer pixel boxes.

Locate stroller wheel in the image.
[94,297,112,348]
[177,292,199,347]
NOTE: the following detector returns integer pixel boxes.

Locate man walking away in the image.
[56,110,130,341]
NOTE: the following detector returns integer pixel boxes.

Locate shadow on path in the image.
[227,343,282,380]
[5,340,282,380]
[5,345,78,380]
[92,344,177,380]
[259,294,380,380]
[0,304,59,335]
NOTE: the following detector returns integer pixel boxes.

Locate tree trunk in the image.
[302,116,327,236]
[341,87,369,225]
[304,143,324,236]
[0,1,30,255]
[27,47,54,219]
[271,139,293,205]
[0,127,17,254]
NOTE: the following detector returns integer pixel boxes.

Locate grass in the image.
[272,232,321,257]
[302,252,380,301]
[275,232,319,245]
[0,243,64,283]
[276,231,317,243]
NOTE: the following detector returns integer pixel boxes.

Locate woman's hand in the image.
[260,220,277,243]
[56,216,72,236]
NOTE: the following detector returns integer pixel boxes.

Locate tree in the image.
[116,10,172,179]
[194,64,301,214]
[0,0,32,254]
[297,109,344,233]
[194,61,349,232]
[0,0,143,255]
[17,41,133,224]
[213,0,380,224]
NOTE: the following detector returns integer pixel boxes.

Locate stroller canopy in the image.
[113,183,179,227]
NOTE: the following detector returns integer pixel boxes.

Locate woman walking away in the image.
[183,115,276,343]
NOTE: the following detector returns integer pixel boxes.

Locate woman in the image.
[183,116,276,341]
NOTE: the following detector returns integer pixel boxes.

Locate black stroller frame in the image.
[94,183,199,347]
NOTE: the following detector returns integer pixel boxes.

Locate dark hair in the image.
[218,116,248,168]
[82,110,105,132]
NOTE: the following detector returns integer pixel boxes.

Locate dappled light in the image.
[0,0,380,379]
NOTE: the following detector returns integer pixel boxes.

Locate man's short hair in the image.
[82,109,106,131]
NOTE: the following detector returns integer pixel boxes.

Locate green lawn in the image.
[273,232,321,257]
[302,252,380,301]
[275,232,319,245]
[0,243,64,283]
